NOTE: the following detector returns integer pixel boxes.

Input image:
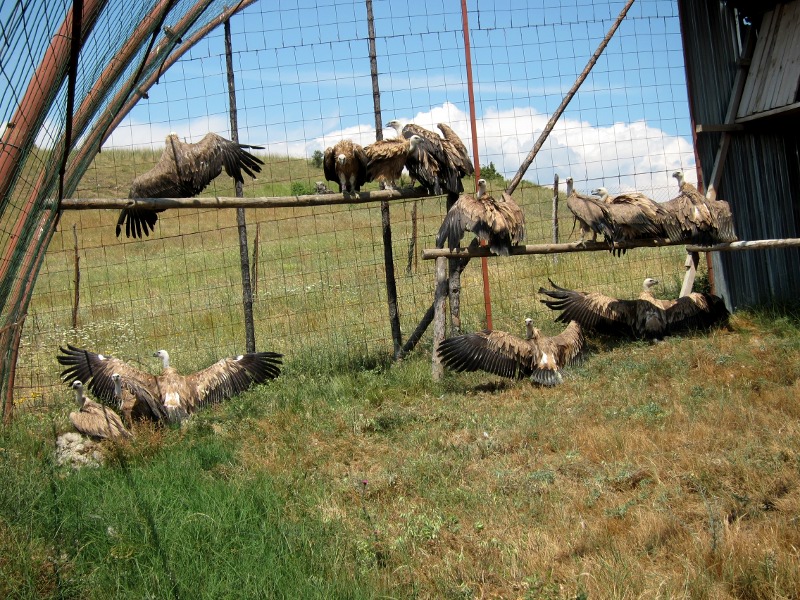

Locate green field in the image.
[2,149,798,598]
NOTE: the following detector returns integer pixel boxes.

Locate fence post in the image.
[72,224,80,329]
[366,0,403,358]
[224,19,256,353]
[552,173,559,264]
[432,257,448,380]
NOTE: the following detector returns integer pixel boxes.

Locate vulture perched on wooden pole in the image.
[565,177,615,248]
[69,380,132,441]
[539,278,729,340]
[666,170,737,243]
[322,139,368,193]
[385,120,464,202]
[58,345,282,424]
[591,187,682,243]
[117,132,264,239]
[436,178,525,256]
[437,318,584,386]
[363,135,420,189]
[436,122,474,178]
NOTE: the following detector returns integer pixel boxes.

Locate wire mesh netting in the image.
[1,0,701,413]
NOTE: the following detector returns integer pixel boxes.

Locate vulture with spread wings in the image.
[58,345,282,424]
[438,318,584,386]
[436,178,525,255]
[323,139,368,193]
[539,278,729,339]
[69,380,132,441]
[117,132,264,239]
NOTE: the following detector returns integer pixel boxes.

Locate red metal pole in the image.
[460,0,492,330]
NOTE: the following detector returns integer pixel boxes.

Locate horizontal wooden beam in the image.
[58,187,434,210]
[422,238,683,259]
[695,123,745,133]
[422,237,800,260]
[685,238,800,252]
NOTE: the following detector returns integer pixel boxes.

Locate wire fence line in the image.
[1,0,700,415]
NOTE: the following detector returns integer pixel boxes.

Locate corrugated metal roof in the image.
[678,0,800,310]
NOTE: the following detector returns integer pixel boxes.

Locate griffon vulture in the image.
[322,139,368,193]
[538,278,729,340]
[57,345,282,424]
[363,135,420,189]
[667,170,737,243]
[117,132,264,239]
[565,177,615,247]
[591,187,682,243]
[436,122,474,178]
[385,120,463,201]
[437,318,584,386]
[111,372,166,427]
[436,178,525,255]
[69,380,132,441]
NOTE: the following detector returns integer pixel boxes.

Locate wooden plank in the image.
[58,187,434,210]
[431,257,448,381]
[738,8,773,118]
[774,3,800,107]
[736,100,800,123]
[421,238,800,260]
[680,252,699,297]
[695,124,745,133]
[763,5,794,111]
[752,6,782,114]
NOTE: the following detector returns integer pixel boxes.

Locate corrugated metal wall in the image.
[678,0,800,310]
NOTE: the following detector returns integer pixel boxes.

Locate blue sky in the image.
[2,0,696,200]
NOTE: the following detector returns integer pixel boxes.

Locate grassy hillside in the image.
[2,307,799,598]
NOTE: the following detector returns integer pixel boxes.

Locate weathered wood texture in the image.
[424,238,800,260]
[737,1,800,120]
[59,187,433,210]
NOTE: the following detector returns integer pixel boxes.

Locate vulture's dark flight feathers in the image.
[117,132,264,238]
[539,278,729,339]
[436,178,525,255]
[438,319,584,386]
[58,345,282,424]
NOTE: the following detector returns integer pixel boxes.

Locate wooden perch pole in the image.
[72,224,80,329]
[505,0,636,196]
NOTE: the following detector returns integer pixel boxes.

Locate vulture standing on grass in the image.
[437,318,584,386]
[69,380,132,441]
[112,372,166,427]
[436,178,525,255]
[322,139,368,193]
[591,187,682,243]
[117,132,264,239]
[538,278,729,340]
[363,135,421,189]
[565,177,615,248]
[58,345,282,424]
[666,170,737,243]
[385,120,463,201]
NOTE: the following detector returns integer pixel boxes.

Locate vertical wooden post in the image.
[225,19,256,353]
[251,222,260,299]
[680,251,700,297]
[71,224,80,329]
[406,201,418,275]
[552,173,560,264]
[432,257,448,380]
[366,0,402,358]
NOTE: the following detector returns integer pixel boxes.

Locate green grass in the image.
[3,307,800,598]
[7,149,797,597]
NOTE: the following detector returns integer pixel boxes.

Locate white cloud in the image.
[104,102,696,200]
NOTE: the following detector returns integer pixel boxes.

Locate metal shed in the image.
[678,0,800,310]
